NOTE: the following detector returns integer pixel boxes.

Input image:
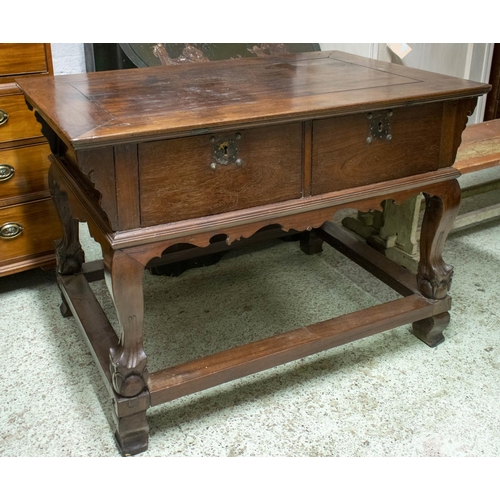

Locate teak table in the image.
[17,51,490,455]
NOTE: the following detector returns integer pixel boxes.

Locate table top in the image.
[18,50,490,150]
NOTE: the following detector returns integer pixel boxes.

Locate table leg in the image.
[300,229,324,255]
[49,166,85,319]
[49,166,85,276]
[104,249,150,454]
[413,179,461,346]
[59,292,72,318]
[412,312,451,347]
[113,406,149,457]
[51,164,151,453]
[104,250,149,398]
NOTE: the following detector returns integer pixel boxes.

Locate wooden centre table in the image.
[17,51,490,456]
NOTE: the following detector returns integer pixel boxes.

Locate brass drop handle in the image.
[0,222,24,239]
[0,164,15,182]
[0,109,9,126]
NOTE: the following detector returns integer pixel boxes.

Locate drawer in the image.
[0,91,43,145]
[0,44,49,79]
[311,101,444,195]
[0,143,51,204]
[0,198,61,262]
[139,123,303,225]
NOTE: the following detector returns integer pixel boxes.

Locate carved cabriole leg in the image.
[417,179,461,299]
[49,165,85,276]
[412,179,461,347]
[104,249,149,398]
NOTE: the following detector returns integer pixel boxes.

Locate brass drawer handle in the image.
[0,222,24,239]
[0,109,9,126]
[0,164,15,182]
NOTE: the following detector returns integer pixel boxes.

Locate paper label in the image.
[387,43,412,59]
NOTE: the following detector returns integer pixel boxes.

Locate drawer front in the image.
[0,92,43,145]
[0,44,49,78]
[139,123,303,225]
[312,102,444,195]
[0,198,61,262]
[0,143,51,203]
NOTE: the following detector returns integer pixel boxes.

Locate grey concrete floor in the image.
[1,180,499,458]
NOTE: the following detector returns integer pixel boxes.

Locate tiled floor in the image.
[1,173,499,457]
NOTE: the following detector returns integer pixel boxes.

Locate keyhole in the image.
[219,142,230,158]
[378,121,383,132]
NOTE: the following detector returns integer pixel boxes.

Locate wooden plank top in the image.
[17,51,491,150]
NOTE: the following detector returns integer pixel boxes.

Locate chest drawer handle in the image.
[0,109,9,126]
[0,222,24,239]
[0,164,15,182]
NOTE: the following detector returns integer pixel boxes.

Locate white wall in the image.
[51,43,86,75]
[320,43,374,58]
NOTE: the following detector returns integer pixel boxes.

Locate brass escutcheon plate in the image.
[367,110,393,142]
[210,132,242,168]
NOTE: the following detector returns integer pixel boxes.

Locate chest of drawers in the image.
[0,43,61,277]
